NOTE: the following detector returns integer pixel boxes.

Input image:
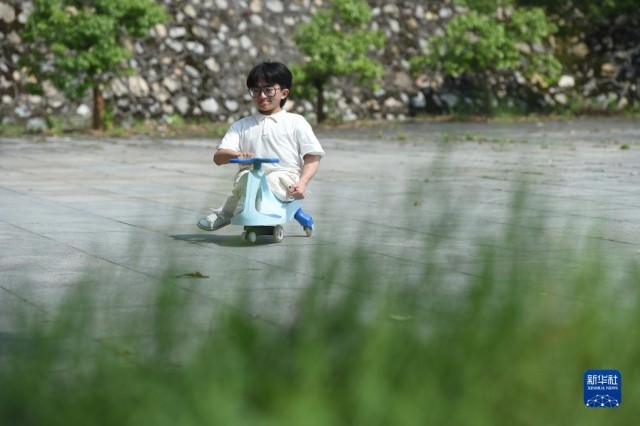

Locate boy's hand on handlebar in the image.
[213,149,254,166]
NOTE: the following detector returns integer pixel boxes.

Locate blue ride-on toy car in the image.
[229,157,314,243]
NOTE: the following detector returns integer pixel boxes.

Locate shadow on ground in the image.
[171,233,249,247]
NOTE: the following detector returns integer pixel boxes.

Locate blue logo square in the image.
[584,369,621,408]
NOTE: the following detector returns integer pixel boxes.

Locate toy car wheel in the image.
[273,225,284,243]
[304,226,313,237]
[247,231,257,243]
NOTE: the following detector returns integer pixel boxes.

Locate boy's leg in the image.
[222,170,249,214]
[197,170,249,231]
[265,170,298,201]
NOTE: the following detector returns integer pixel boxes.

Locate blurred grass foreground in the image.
[1,189,639,425]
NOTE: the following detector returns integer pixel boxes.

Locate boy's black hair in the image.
[246,61,292,108]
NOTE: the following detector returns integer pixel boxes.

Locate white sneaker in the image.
[197,208,231,231]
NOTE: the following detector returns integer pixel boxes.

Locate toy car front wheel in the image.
[247,231,257,243]
[273,225,284,243]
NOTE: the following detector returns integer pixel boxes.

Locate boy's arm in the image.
[213,149,254,165]
[289,154,321,199]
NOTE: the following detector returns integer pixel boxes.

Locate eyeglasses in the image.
[248,86,281,98]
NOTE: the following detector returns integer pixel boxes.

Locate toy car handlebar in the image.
[229,157,279,170]
[229,157,280,164]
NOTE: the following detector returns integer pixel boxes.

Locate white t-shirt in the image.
[218,110,325,173]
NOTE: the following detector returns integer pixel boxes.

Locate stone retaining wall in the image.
[1,0,638,129]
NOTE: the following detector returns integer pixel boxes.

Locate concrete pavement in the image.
[1,117,639,340]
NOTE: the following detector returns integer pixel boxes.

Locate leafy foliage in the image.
[516,0,640,113]
[411,0,561,113]
[292,0,385,122]
[19,0,166,127]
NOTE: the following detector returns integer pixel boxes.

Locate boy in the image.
[197,61,325,231]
